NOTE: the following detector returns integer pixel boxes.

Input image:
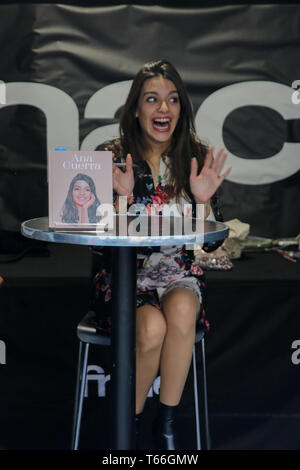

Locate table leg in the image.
[111,246,137,450]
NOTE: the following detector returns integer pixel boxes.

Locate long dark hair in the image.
[119,59,208,201]
[61,173,101,223]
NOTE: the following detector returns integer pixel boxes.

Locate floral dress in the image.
[90,140,224,333]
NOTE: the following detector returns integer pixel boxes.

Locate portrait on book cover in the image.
[48,150,113,230]
[61,173,101,224]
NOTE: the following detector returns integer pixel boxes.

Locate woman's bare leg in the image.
[136,304,167,414]
[159,287,200,406]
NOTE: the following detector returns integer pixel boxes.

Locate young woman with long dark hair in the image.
[92,59,231,450]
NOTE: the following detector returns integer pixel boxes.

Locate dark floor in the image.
[0,242,299,451]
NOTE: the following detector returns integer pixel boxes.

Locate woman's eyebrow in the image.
[143,90,179,96]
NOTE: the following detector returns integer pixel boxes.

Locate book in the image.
[48,150,113,230]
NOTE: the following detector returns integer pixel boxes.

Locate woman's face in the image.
[72,180,92,207]
[135,76,181,150]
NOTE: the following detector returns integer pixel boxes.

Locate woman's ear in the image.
[135,109,139,118]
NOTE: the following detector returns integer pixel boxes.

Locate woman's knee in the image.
[162,288,199,336]
[136,305,167,353]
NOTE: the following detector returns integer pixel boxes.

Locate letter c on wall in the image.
[195,81,300,185]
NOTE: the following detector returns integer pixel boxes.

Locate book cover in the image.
[48,150,113,230]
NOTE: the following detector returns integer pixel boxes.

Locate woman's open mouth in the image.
[152,117,171,132]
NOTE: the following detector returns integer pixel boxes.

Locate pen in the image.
[277,249,297,263]
[114,162,139,167]
[286,250,300,260]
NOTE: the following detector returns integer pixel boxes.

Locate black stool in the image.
[71,310,211,450]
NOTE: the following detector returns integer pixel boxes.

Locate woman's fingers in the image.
[125,153,133,173]
[219,165,232,182]
[113,154,134,196]
[204,146,214,168]
[211,146,224,166]
[112,162,121,175]
[214,150,228,175]
[190,157,198,179]
[210,147,229,175]
[89,193,96,207]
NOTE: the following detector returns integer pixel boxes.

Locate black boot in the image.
[153,402,179,450]
[135,412,142,450]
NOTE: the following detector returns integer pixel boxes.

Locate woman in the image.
[61,173,101,224]
[92,59,231,449]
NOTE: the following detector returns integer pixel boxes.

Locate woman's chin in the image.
[146,132,173,147]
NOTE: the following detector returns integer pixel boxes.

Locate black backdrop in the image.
[0,1,300,452]
[0,2,300,236]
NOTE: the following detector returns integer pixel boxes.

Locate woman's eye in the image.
[146,96,156,103]
[170,97,179,103]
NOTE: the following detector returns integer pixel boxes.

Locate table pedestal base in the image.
[111,246,137,450]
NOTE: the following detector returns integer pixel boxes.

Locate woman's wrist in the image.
[194,199,211,219]
[113,193,133,213]
[194,196,207,205]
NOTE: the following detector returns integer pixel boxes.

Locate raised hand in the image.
[83,192,96,209]
[77,193,96,223]
[189,146,231,204]
[113,153,135,197]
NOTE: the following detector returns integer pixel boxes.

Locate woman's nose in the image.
[159,100,168,112]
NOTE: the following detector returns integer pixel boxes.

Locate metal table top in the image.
[21,215,229,247]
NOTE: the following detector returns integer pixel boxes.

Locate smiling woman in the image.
[92,59,231,450]
[135,76,180,146]
[61,173,101,224]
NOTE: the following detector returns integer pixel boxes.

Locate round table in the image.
[21,215,229,450]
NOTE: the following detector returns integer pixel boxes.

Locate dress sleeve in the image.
[210,190,223,222]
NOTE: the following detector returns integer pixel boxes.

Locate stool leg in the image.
[72,341,84,449]
[72,342,90,450]
[192,345,201,450]
[200,339,211,450]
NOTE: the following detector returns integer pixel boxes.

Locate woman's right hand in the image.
[113,153,135,197]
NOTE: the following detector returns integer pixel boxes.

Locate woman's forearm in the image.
[78,206,89,223]
[113,194,132,214]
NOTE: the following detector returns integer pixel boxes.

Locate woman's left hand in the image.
[189,146,232,204]
[83,192,96,209]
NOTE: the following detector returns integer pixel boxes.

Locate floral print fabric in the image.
[91,140,224,332]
